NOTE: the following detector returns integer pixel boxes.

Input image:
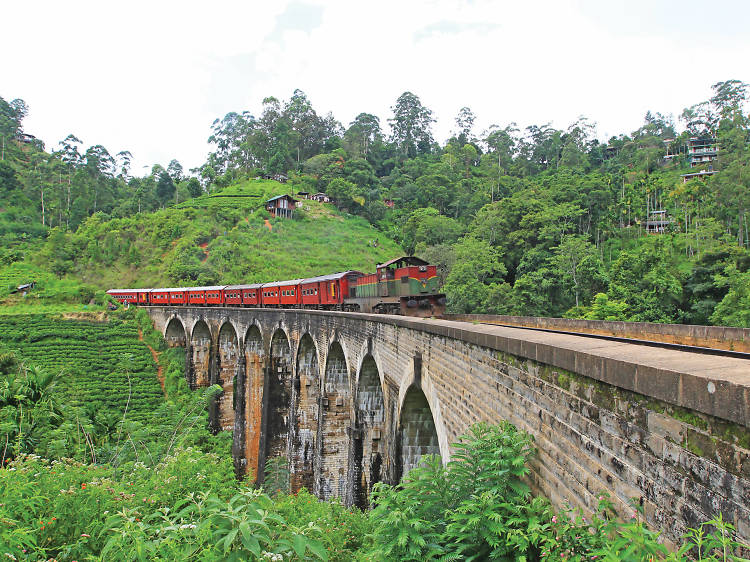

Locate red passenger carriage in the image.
[150,288,171,306]
[301,271,361,309]
[106,289,140,305]
[168,289,187,305]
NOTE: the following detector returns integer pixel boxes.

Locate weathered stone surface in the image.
[147,307,750,548]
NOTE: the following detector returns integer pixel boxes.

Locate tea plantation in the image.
[0,314,162,423]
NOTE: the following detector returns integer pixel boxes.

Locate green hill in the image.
[0,179,402,308]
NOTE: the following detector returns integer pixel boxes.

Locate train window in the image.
[419,265,427,272]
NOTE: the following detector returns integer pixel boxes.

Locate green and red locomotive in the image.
[108,256,446,317]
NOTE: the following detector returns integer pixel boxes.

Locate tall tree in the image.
[389,91,435,159]
[167,159,183,182]
[453,106,476,145]
[344,113,382,157]
[155,171,175,204]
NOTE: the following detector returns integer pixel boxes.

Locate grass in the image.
[176,179,292,209]
[11,178,403,290]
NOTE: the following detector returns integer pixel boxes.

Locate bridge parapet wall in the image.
[145,306,750,547]
[446,313,750,353]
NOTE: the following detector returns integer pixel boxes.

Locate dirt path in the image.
[139,327,165,394]
[198,241,210,262]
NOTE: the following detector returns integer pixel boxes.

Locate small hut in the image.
[265,194,298,218]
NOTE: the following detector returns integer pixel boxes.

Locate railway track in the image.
[465,319,750,360]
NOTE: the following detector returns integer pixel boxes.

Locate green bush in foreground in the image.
[1,403,746,560]
[368,422,748,561]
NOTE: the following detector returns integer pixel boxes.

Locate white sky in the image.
[3,0,749,174]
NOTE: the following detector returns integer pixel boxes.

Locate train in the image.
[107,256,446,317]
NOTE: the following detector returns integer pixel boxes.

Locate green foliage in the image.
[710,264,750,327]
[263,455,290,497]
[443,237,507,313]
[369,422,541,560]
[580,293,629,321]
[366,423,749,561]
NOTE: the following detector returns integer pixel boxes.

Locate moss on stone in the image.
[557,373,570,390]
[670,407,709,431]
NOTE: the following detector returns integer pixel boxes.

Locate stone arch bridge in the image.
[146,306,750,547]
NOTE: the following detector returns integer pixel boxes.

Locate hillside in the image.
[0,179,402,308]
[0,312,163,424]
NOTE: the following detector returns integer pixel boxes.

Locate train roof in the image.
[150,287,194,292]
[377,256,429,268]
[107,288,152,294]
[262,278,307,288]
[224,283,263,290]
[181,286,227,291]
[302,271,362,284]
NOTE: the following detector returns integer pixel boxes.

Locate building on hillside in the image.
[297,191,310,199]
[15,133,36,144]
[265,194,298,218]
[681,170,716,184]
[263,173,289,183]
[688,137,717,169]
[662,138,681,161]
[310,192,331,203]
[646,210,672,234]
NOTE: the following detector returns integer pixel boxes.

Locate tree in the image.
[326,178,360,213]
[156,171,176,204]
[0,96,27,160]
[443,237,506,313]
[282,89,339,164]
[167,159,183,182]
[583,293,628,321]
[344,113,382,157]
[389,92,435,159]
[710,79,748,120]
[484,123,519,174]
[453,107,476,145]
[186,177,202,198]
[116,150,133,180]
[402,208,464,254]
[549,235,601,308]
[0,161,21,192]
[710,265,750,327]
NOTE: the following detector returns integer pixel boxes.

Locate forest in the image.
[1,79,750,326]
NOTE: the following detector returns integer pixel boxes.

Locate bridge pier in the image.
[145,306,750,547]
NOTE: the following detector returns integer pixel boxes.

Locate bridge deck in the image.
[392,315,750,428]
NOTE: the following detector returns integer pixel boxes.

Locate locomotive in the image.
[107,256,446,317]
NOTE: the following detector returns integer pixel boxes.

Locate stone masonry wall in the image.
[147,308,750,548]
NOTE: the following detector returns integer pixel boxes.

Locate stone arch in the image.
[290,333,320,492]
[239,324,265,482]
[216,322,238,432]
[261,328,293,485]
[398,385,440,480]
[353,354,386,508]
[164,316,187,347]
[189,320,212,389]
[318,340,352,501]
